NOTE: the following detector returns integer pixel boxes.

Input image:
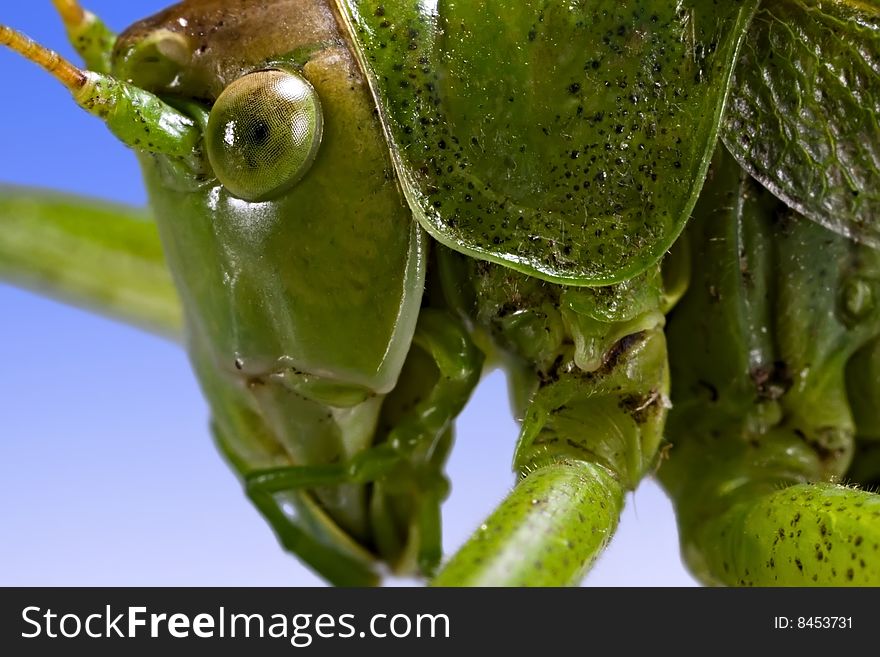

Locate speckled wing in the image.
[722,0,880,250]
[335,0,759,285]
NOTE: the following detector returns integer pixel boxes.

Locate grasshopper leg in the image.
[242,466,381,587]
[378,308,483,573]
[245,445,401,493]
[676,479,880,586]
[431,459,626,587]
[660,147,880,586]
[659,414,880,586]
[742,484,880,586]
[433,327,669,586]
[227,308,483,582]
[431,244,671,586]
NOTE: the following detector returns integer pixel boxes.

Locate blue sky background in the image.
[0,1,697,586]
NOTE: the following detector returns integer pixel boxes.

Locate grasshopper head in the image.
[113,0,338,101]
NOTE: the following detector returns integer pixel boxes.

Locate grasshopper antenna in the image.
[0,23,201,162]
[0,24,86,90]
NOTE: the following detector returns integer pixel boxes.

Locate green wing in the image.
[0,186,181,337]
[336,0,759,285]
[722,0,880,248]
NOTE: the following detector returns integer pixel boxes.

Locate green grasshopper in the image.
[1,0,879,586]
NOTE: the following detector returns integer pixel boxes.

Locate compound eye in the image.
[205,69,323,202]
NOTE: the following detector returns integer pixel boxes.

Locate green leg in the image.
[384,308,485,454]
[659,146,880,587]
[241,445,419,586]
[657,415,880,586]
[245,486,381,587]
[434,327,669,586]
[52,0,116,73]
[682,482,880,586]
[212,413,387,587]
[0,187,181,337]
[244,445,401,493]
[225,308,483,583]
[371,308,483,575]
[432,461,624,587]
[242,446,406,586]
[433,233,672,586]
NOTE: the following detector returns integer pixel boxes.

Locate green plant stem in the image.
[0,186,181,337]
